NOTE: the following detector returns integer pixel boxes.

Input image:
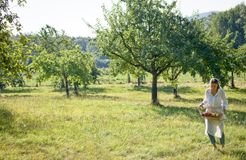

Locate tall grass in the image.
[0,78,245,159]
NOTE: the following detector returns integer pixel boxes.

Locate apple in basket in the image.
[202,112,220,117]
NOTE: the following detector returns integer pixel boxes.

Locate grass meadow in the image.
[0,75,245,159]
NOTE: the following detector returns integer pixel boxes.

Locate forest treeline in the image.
[1,0,245,104]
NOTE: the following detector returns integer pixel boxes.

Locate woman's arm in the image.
[200,89,209,108]
[221,89,228,112]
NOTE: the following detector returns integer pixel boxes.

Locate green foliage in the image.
[109,59,146,80]
[237,44,246,72]
[91,66,101,84]
[97,0,194,74]
[191,35,231,87]
[207,3,246,87]
[0,82,6,90]
[33,25,95,96]
[96,0,198,104]
[0,34,33,86]
[63,50,95,88]
[0,0,26,32]
[209,3,246,49]
[0,0,32,88]
[169,18,232,87]
[162,66,182,87]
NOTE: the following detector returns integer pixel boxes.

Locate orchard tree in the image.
[66,50,95,94]
[237,44,246,77]
[0,0,32,89]
[208,3,246,88]
[0,35,33,88]
[0,0,25,32]
[34,26,95,97]
[189,34,231,87]
[96,0,198,105]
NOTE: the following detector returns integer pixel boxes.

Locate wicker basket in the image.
[197,107,222,120]
[203,115,222,120]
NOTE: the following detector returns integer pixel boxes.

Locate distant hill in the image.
[188,11,218,19]
[198,11,217,18]
[74,37,109,68]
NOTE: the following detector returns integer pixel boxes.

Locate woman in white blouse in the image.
[199,78,228,149]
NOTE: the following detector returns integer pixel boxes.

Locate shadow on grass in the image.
[228,88,246,94]
[164,86,200,94]
[172,97,203,103]
[0,87,37,94]
[0,106,44,135]
[228,98,246,104]
[171,97,245,106]
[153,105,202,122]
[231,150,246,160]
[0,94,33,98]
[226,110,246,126]
[128,85,151,92]
[129,85,200,94]
[79,87,106,94]
[77,94,120,100]
[52,86,106,94]
[0,107,14,131]
[153,105,246,126]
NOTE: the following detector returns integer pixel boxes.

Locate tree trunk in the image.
[61,79,65,88]
[74,82,79,96]
[173,88,177,97]
[137,77,141,87]
[151,73,159,105]
[142,75,146,84]
[128,74,131,83]
[231,71,235,89]
[173,84,180,98]
[64,75,69,98]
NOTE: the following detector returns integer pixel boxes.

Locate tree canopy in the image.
[0,0,32,88]
[33,25,95,97]
[96,0,212,105]
[208,3,246,88]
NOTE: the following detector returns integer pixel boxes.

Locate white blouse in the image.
[202,87,228,114]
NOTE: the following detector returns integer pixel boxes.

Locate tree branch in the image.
[156,60,173,76]
[117,31,152,72]
[105,48,152,73]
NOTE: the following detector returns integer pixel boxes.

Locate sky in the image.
[12,0,246,37]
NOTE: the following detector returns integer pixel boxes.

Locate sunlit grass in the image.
[0,79,245,159]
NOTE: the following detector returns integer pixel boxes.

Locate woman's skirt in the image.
[205,118,224,138]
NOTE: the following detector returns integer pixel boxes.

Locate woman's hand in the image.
[198,104,205,113]
[199,103,204,108]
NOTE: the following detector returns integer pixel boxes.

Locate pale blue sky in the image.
[12,0,246,37]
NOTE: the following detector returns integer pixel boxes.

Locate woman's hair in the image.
[210,78,220,90]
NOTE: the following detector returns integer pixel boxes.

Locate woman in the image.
[199,78,228,149]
